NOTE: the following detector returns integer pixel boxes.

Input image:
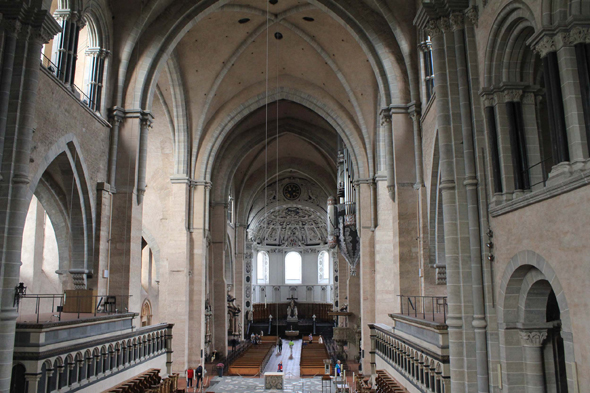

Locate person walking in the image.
[335,360,342,377]
[277,338,283,354]
[186,367,194,389]
[195,363,203,390]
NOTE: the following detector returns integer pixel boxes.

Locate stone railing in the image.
[13,313,173,393]
[369,320,450,393]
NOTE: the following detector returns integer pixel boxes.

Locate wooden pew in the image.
[103,369,180,393]
[375,370,407,393]
[300,342,330,376]
[228,342,274,376]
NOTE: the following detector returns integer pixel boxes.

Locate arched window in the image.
[285,252,302,284]
[257,251,269,285]
[318,251,330,284]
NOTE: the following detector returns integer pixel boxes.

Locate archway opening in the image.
[19,195,61,318]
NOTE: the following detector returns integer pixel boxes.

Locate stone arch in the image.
[497,250,576,392]
[497,250,570,331]
[10,363,26,393]
[198,88,368,180]
[26,135,95,289]
[484,1,539,87]
[213,121,338,202]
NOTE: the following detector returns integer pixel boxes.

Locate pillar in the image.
[0,5,60,390]
[25,374,41,393]
[157,178,190,372]
[108,115,146,315]
[210,203,228,356]
[357,181,374,372]
[520,330,548,393]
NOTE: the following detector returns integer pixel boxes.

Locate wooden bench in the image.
[300,342,330,376]
[103,369,162,393]
[228,342,274,376]
[375,370,407,393]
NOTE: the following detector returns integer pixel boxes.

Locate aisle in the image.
[263,338,302,378]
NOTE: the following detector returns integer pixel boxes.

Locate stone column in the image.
[25,374,41,393]
[109,115,146,315]
[556,39,588,166]
[0,19,19,172]
[107,109,124,191]
[357,181,374,372]
[520,330,548,393]
[0,5,60,390]
[136,113,153,204]
[210,203,228,356]
[158,178,190,372]
[52,10,81,85]
[381,108,395,201]
[235,224,246,339]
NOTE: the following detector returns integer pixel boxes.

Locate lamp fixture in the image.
[14,282,26,309]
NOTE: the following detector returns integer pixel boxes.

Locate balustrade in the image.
[370,324,450,393]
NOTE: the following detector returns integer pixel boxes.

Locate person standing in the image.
[335,360,341,377]
[278,338,283,354]
[186,367,194,389]
[195,363,203,390]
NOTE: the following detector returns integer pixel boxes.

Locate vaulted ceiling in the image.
[134,0,417,225]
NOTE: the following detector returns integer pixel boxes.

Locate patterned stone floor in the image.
[205,376,325,392]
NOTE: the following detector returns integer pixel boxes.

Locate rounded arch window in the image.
[285,252,302,284]
[257,251,269,284]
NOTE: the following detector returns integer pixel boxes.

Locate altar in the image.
[264,372,284,390]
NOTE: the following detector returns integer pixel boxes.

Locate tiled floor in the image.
[205,376,325,392]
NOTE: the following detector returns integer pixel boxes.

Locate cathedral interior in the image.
[1,0,590,392]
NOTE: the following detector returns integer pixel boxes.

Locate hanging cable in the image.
[263,0,270,249]
[276,23,280,233]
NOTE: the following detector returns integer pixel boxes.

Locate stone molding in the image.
[489,162,590,216]
[519,330,547,347]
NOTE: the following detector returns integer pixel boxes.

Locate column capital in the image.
[530,24,590,57]
[519,330,547,347]
[379,108,392,125]
[424,19,442,38]
[24,373,42,382]
[503,89,523,103]
[480,93,495,108]
[450,13,465,31]
[438,17,452,34]
[522,92,536,105]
